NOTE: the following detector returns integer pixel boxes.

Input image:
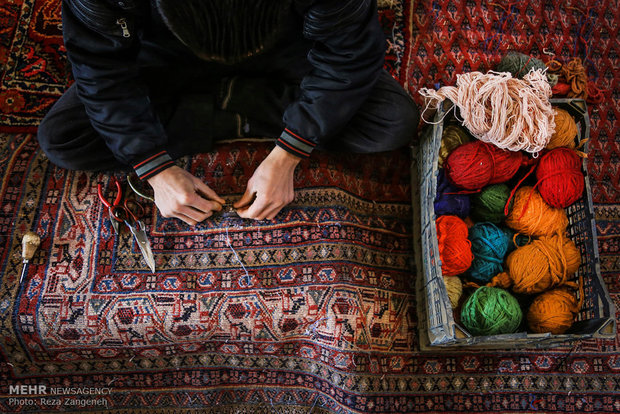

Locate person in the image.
[38,0,419,225]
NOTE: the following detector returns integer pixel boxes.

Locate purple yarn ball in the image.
[435,169,471,218]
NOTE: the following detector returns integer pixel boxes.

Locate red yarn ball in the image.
[445,141,528,190]
[486,143,529,184]
[535,148,585,208]
[436,215,473,276]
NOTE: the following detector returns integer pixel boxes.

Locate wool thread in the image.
[535,148,585,208]
[435,169,471,218]
[443,275,463,309]
[505,186,568,237]
[496,51,558,86]
[471,184,512,223]
[439,124,471,167]
[468,223,512,284]
[445,140,532,190]
[546,58,588,100]
[526,283,583,334]
[488,234,581,295]
[419,70,555,154]
[436,215,474,276]
[460,286,523,336]
[548,108,578,150]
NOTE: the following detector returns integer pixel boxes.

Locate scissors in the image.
[98,177,156,273]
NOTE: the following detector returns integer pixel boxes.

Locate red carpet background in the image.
[0,0,618,413]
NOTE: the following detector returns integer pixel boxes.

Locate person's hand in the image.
[147,165,225,225]
[234,146,301,220]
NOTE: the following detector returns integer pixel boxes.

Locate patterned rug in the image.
[0,0,618,413]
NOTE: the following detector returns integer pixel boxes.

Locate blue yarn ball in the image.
[435,169,471,218]
[468,223,512,283]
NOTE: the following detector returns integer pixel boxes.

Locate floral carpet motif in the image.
[0,0,618,413]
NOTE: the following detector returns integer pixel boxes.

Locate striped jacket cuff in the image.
[132,150,175,180]
[276,128,316,158]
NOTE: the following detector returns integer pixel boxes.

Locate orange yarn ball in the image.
[489,235,581,295]
[436,215,473,276]
[547,108,578,150]
[536,148,585,208]
[505,186,568,237]
[527,287,581,334]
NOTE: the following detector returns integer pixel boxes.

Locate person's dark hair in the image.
[156,0,292,64]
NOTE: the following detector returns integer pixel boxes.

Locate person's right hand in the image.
[147,165,225,225]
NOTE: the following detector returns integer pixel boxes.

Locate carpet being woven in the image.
[0,1,618,413]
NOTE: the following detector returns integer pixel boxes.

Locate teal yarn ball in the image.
[471,184,512,224]
[468,223,512,283]
[496,51,558,86]
[461,287,523,336]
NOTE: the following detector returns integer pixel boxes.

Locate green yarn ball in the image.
[461,287,523,336]
[496,51,558,86]
[471,184,512,224]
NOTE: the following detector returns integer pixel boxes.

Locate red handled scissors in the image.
[98,177,156,273]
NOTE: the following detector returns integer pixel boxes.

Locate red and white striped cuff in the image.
[133,150,174,180]
[276,128,316,158]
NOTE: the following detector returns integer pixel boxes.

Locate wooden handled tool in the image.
[19,232,40,285]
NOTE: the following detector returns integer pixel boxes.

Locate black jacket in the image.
[62,0,386,180]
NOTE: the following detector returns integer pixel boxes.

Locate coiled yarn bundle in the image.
[461,286,523,336]
[535,148,585,208]
[489,235,581,295]
[505,186,568,237]
[436,215,473,276]
[527,287,582,334]
[468,223,512,284]
[419,70,555,153]
[445,140,530,190]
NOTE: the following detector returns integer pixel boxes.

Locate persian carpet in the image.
[0,0,619,413]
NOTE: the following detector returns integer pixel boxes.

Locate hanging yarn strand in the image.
[420,70,555,154]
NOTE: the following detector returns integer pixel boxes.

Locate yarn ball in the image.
[439,125,471,167]
[445,140,529,190]
[505,186,568,237]
[471,184,512,223]
[548,108,578,149]
[443,275,463,309]
[497,51,558,86]
[527,287,581,334]
[536,148,585,208]
[436,215,474,276]
[460,286,523,336]
[435,169,471,217]
[489,234,581,295]
[468,223,512,284]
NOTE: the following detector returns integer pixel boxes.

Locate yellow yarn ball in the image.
[443,275,463,309]
[439,125,471,167]
[548,108,578,150]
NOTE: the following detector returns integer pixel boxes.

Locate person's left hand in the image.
[234,146,301,220]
